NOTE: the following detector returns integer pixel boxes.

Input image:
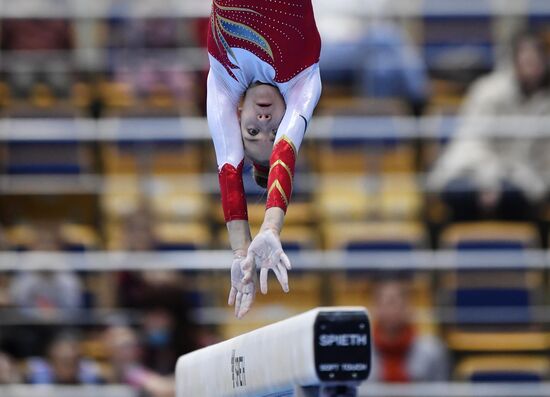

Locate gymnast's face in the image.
[240,83,286,166]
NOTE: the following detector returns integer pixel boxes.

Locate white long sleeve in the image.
[206,69,245,169]
[276,64,322,151]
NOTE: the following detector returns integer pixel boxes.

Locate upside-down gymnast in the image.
[206,0,322,317]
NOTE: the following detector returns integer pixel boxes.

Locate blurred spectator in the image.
[428,30,550,221]
[369,278,448,382]
[118,271,198,374]
[318,0,429,115]
[1,18,74,97]
[103,325,174,397]
[105,4,195,102]
[10,271,83,311]
[8,223,83,312]
[0,274,10,308]
[0,351,21,383]
[26,331,102,384]
[115,206,198,371]
[6,225,83,356]
[0,226,6,249]
[359,20,429,116]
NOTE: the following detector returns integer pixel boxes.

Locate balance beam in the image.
[176,307,371,397]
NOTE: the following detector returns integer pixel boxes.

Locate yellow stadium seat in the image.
[4,224,38,250]
[322,221,426,250]
[30,83,56,109]
[71,82,91,109]
[101,144,140,175]
[101,177,141,220]
[447,331,550,352]
[317,144,370,174]
[0,81,11,109]
[150,177,209,222]
[147,83,177,110]
[318,97,409,117]
[314,176,372,221]
[101,142,202,175]
[279,225,321,251]
[104,220,126,250]
[378,175,422,220]
[455,355,550,381]
[59,223,100,250]
[101,81,135,111]
[150,143,203,175]
[153,222,212,250]
[440,222,539,249]
[440,270,544,291]
[380,145,417,174]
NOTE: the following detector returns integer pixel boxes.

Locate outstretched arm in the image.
[207,69,256,318]
[247,65,322,293]
[266,64,322,215]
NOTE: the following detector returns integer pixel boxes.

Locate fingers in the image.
[260,268,269,294]
[234,291,242,317]
[274,263,289,293]
[281,252,292,270]
[241,255,254,283]
[228,286,237,306]
[237,292,254,319]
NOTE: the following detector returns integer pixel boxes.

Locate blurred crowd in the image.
[0,275,450,391]
[1,0,550,391]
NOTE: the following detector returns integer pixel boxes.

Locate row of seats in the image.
[2,141,425,178]
[2,219,550,382]
[0,79,461,117]
[0,80,202,117]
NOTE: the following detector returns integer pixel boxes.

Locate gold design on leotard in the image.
[268,180,289,207]
[270,159,293,180]
[277,135,297,155]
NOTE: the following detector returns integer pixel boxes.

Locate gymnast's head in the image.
[239,82,286,186]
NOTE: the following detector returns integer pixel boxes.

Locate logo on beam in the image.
[231,349,247,388]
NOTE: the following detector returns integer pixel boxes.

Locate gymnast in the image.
[206,0,322,317]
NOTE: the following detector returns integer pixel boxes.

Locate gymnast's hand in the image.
[228,252,257,319]
[244,229,291,295]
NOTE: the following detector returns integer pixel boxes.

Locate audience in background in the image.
[0,274,9,308]
[105,6,196,103]
[369,278,449,382]
[428,30,550,221]
[4,224,83,357]
[103,325,174,397]
[0,227,5,249]
[10,271,83,312]
[118,271,198,374]
[25,331,102,384]
[0,18,74,97]
[1,4,550,392]
[0,351,21,384]
[318,0,429,115]
[7,224,83,312]
[358,19,429,116]
[115,205,199,372]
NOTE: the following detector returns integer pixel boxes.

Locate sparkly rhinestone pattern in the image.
[208,0,321,82]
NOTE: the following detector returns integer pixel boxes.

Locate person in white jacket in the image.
[428,30,550,221]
